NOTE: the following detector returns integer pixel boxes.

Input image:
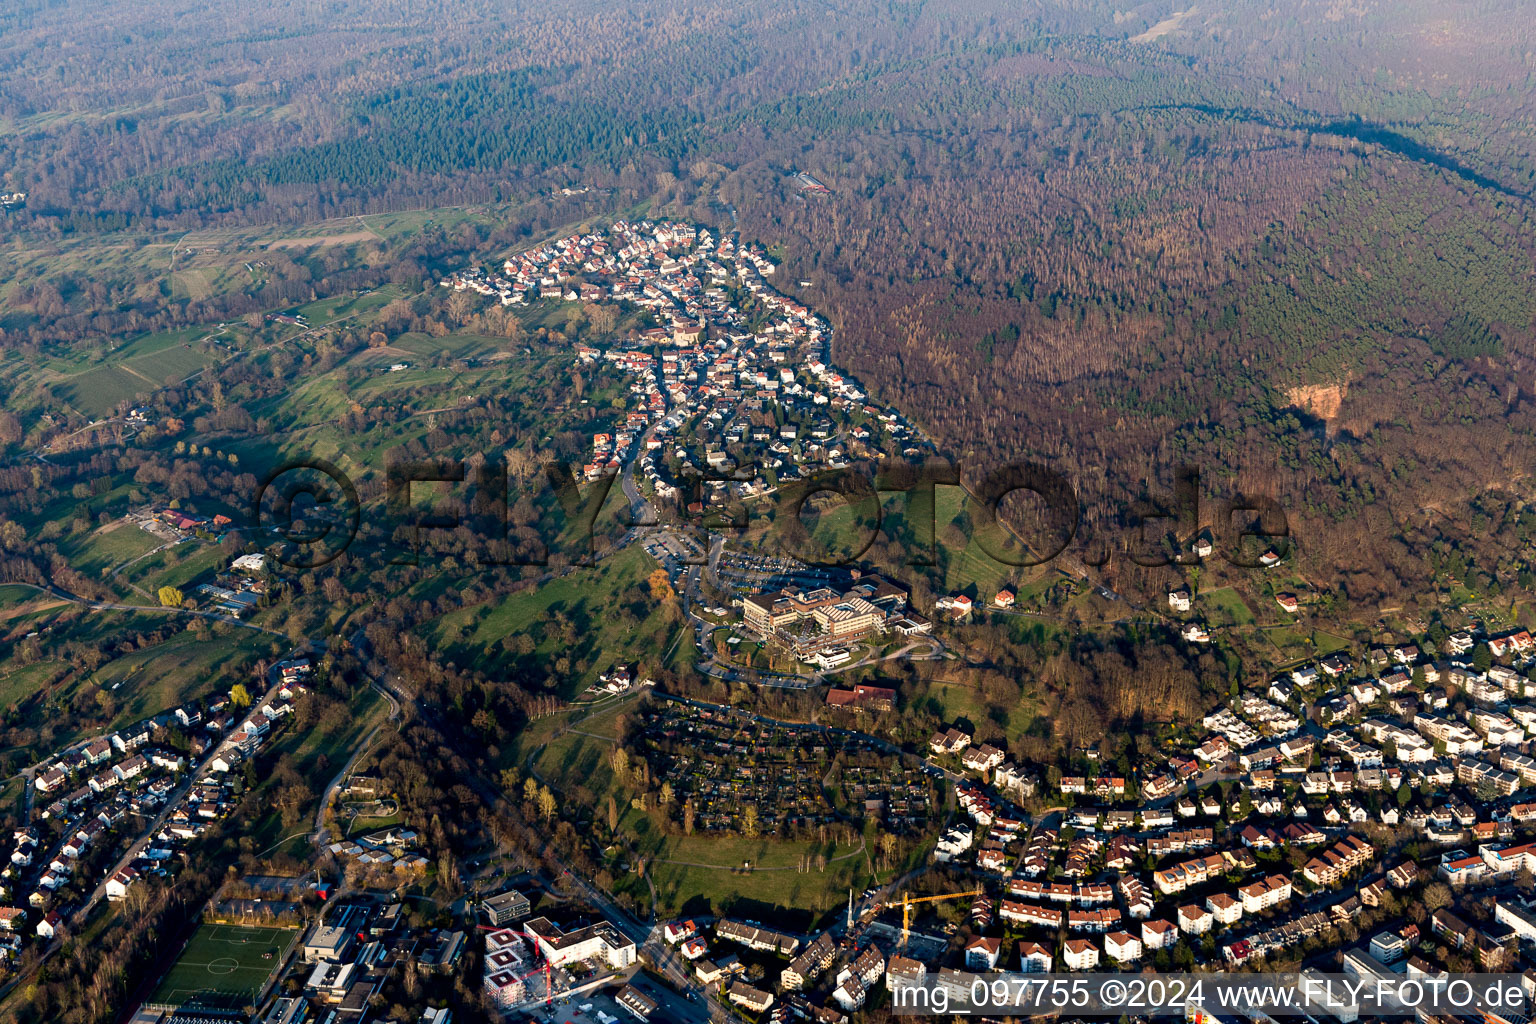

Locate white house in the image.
[1104,931,1142,963]
[1062,939,1099,971]
[1017,942,1052,973]
[1206,893,1243,926]
[1178,905,1213,935]
[105,868,139,902]
[231,553,267,573]
[964,936,1002,970]
[1141,919,1178,950]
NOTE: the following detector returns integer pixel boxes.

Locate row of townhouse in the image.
[999,901,1063,929]
[1299,768,1377,795]
[1056,775,1127,798]
[1465,708,1525,745]
[1203,707,1262,749]
[1153,849,1258,895]
[1236,694,1302,736]
[1358,718,1436,761]
[1067,807,1140,831]
[1456,758,1521,796]
[715,918,800,956]
[1417,716,1493,760]
[1239,907,1336,961]
[1325,730,1383,768]
[1302,835,1375,887]
[830,945,886,1012]
[1146,827,1216,857]
[1105,834,1142,871]
[1005,879,1114,905]
[1237,874,1295,914]
[1119,876,1155,919]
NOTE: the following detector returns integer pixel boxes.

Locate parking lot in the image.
[642,532,707,566]
[714,550,849,594]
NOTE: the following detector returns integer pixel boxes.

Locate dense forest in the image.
[4,0,1535,231]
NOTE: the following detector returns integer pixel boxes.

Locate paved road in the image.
[620,448,655,528]
[10,581,286,637]
[312,724,382,847]
[822,638,946,675]
[73,743,225,925]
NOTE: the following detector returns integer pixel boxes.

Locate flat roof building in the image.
[303,923,356,963]
[483,888,531,926]
[524,916,637,969]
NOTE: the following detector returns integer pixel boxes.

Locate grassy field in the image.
[390,331,511,361]
[0,776,22,818]
[1311,630,1354,656]
[150,922,298,1009]
[0,197,604,430]
[665,622,701,675]
[1198,586,1257,627]
[120,541,227,595]
[85,628,281,732]
[0,605,172,663]
[534,722,621,792]
[56,520,164,579]
[932,484,1061,597]
[918,679,987,727]
[1,203,508,315]
[0,584,43,608]
[0,661,70,716]
[999,610,1068,650]
[793,497,883,566]
[289,284,404,325]
[623,830,870,924]
[425,543,676,695]
[501,690,649,769]
[918,676,1043,748]
[0,586,72,637]
[346,811,405,835]
[227,336,577,481]
[1259,625,1321,662]
[51,326,222,417]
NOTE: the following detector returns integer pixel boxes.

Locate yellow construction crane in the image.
[899,888,984,948]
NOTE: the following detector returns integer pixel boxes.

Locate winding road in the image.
[312,723,383,846]
[6,580,287,637]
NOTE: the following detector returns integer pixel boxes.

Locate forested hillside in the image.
[4,0,1536,605]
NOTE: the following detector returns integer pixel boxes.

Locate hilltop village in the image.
[444,219,929,505]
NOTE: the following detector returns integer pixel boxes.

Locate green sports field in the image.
[150,922,298,1009]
